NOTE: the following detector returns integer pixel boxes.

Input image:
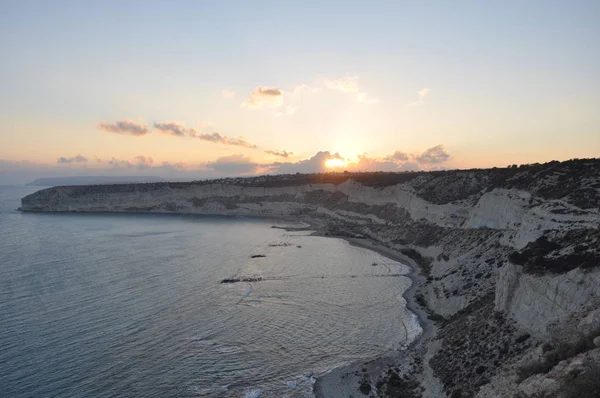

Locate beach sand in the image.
[311,235,439,397]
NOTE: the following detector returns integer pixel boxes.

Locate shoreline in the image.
[307,229,437,397]
[16,208,437,396]
[15,206,439,395]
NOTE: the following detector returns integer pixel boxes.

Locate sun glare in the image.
[325,158,347,168]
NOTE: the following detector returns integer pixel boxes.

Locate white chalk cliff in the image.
[21,159,600,397]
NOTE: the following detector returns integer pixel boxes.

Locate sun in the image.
[325,158,347,169]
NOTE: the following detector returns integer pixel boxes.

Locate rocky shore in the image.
[21,159,600,397]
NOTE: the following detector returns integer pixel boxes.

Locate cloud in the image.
[264,149,293,158]
[414,144,450,164]
[57,154,88,164]
[206,154,259,174]
[385,151,409,162]
[353,154,404,172]
[134,155,153,165]
[325,76,360,93]
[263,145,450,175]
[0,143,453,185]
[154,121,187,137]
[108,155,156,170]
[408,88,431,106]
[108,157,134,169]
[98,120,149,136]
[189,131,257,148]
[325,76,379,104]
[159,161,187,171]
[226,137,257,148]
[134,155,154,169]
[267,151,343,174]
[242,86,284,109]
[241,83,318,115]
[352,145,450,171]
[111,119,259,149]
[221,90,236,98]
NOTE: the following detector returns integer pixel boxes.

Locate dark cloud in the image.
[385,151,409,162]
[134,155,154,169]
[224,137,257,149]
[190,131,222,143]
[353,154,402,172]
[255,87,282,96]
[108,155,156,170]
[264,150,293,158]
[206,154,259,175]
[100,119,258,150]
[414,145,450,164]
[352,145,449,172]
[108,157,134,169]
[159,161,187,171]
[57,154,88,164]
[189,130,257,148]
[152,122,257,148]
[268,151,342,174]
[263,145,449,174]
[134,155,153,165]
[154,122,186,137]
[242,86,284,108]
[98,120,149,136]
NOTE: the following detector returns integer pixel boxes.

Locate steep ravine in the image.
[21,159,600,397]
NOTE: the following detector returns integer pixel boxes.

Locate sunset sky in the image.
[1,1,599,183]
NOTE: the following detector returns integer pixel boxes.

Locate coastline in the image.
[308,230,439,397]
[17,160,600,397]
[18,206,439,396]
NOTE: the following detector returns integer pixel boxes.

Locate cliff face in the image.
[21,159,600,397]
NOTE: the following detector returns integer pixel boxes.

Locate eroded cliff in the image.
[21,159,600,397]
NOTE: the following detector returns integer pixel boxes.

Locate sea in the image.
[0,185,419,397]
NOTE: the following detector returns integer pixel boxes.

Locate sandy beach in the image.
[309,232,439,397]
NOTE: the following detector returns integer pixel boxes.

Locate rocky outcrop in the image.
[21,158,600,397]
[496,265,600,336]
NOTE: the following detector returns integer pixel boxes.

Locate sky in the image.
[1,0,599,184]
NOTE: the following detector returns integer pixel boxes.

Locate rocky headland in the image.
[21,158,600,397]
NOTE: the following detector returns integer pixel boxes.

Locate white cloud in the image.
[325,76,360,93]
[325,76,379,104]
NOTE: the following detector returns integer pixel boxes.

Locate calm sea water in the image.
[0,186,418,397]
